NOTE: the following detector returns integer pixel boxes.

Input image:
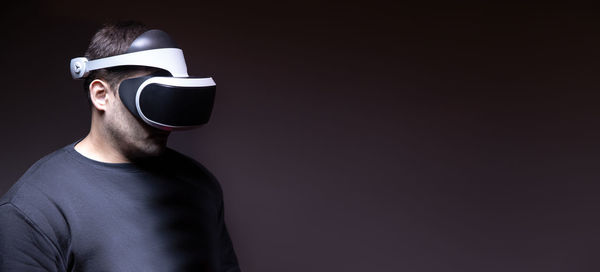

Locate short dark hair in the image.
[82,21,158,104]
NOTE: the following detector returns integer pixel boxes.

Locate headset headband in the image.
[70,48,189,79]
[69,29,216,130]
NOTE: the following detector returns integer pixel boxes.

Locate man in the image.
[0,21,241,271]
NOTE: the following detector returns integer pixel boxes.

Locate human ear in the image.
[89,79,110,111]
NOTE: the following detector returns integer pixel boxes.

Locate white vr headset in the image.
[70,29,216,131]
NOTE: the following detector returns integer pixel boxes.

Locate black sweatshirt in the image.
[0,140,241,271]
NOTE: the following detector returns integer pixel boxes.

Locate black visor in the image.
[119,75,216,130]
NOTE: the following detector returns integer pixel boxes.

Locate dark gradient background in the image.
[1,2,599,271]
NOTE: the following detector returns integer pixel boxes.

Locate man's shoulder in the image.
[0,144,76,254]
[0,144,74,205]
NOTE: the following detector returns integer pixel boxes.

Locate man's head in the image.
[83,21,169,159]
[83,21,160,102]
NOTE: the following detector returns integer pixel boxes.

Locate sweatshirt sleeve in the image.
[217,197,242,272]
[0,203,64,272]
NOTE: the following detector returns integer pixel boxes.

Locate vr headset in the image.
[70,29,215,131]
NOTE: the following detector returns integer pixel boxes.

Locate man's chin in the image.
[126,137,169,160]
[150,133,169,146]
[146,137,168,153]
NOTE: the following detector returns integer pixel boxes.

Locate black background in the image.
[1,1,599,271]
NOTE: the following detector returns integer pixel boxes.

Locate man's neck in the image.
[74,131,132,163]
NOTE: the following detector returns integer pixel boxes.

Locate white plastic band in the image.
[70,48,189,79]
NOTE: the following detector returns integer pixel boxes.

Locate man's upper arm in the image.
[0,203,63,272]
[217,197,242,272]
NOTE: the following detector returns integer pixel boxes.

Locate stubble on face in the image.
[103,73,170,160]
